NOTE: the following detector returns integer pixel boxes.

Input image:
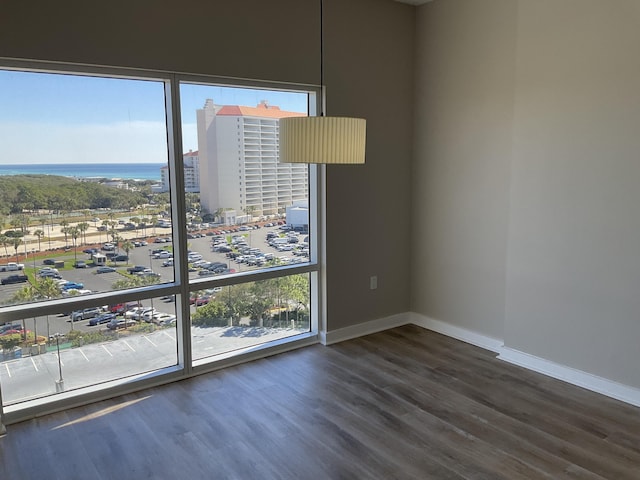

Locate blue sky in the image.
[0,69,308,164]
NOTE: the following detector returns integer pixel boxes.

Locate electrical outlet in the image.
[370,275,378,290]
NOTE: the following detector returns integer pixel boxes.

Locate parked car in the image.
[71,307,102,321]
[42,258,56,265]
[61,281,84,290]
[0,323,23,334]
[109,301,139,314]
[96,266,116,273]
[140,308,159,322]
[0,329,29,336]
[0,262,24,272]
[127,265,148,274]
[38,268,62,279]
[88,313,116,326]
[1,274,28,285]
[195,296,211,306]
[152,313,176,326]
[74,260,88,268]
[102,243,115,251]
[113,254,129,262]
[124,306,145,319]
[106,318,137,330]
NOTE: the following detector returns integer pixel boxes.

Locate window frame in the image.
[0,59,323,424]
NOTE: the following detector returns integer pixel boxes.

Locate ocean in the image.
[0,163,164,181]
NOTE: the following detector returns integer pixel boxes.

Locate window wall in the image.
[0,63,319,417]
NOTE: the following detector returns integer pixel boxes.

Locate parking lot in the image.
[0,224,310,336]
[0,224,311,406]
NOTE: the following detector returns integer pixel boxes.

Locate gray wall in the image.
[412,0,516,340]
[0,0,415,332]
[414,0,640,389]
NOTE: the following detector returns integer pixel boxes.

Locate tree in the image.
[277,274,310,327]
[69,226,80,263]
[8,278,62,339]
[130,216,141,238]
[108,223,119,244]
[191,299,228,327]
[0,334,21,355]
[19,214,30,235]
[77,222,90,245]
[34,229,45,252]
[39,217,48,248]
[33,277,63,300]
[0,234,9,259]
[9,216,21,232]
[121,239,134,261]
[12,237,22,263]
[243,205,257,221]
[140,217,150,238]
[60,218,70,247]
[112,275,159,290]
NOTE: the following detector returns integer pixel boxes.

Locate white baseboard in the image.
[409,312,504,353]
[321,312,411,345]
[324,312,640,408]
[498,347,640,408]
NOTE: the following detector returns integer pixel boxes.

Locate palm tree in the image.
[151,215,158,236]
[77,222,90,245]
[72,226,81,255]
[19,214,30,235]
[34,229,45,252]
[121,239,134,263]
[12,237,22,263]
[130,216,141,238]
[60,219,70,247]
[39,217,47,247]
[0,234,9,260]
[140,217,150,238]
[108,223,119,244]
[100,220,110,243]
[243,205,257,219]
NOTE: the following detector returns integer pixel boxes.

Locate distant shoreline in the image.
[0,163,164,181]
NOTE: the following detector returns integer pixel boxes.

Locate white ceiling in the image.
[394,0,432,5]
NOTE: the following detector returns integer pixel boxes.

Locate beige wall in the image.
[412,0,516,340]
[0,0,415,332]
[414,0,640,389]
[506,0,640,387]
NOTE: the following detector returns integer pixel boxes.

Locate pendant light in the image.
[279,0,366,164]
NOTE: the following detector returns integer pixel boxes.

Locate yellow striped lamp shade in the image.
[279,116,366,164]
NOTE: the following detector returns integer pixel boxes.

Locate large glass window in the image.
[0,64,318,415]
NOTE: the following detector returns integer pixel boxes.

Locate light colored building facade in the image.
[159,150,200,193]
[197,99,307,217]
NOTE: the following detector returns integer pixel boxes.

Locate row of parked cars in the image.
[70,303,176,328]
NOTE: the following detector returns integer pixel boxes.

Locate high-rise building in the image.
[197,99,308,217]
[159,150,200,193]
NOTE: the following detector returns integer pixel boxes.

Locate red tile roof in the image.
[217,104,306,119]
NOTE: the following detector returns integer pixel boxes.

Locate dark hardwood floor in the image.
[1,325,639,479]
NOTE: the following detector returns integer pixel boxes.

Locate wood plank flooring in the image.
[1,325,639,479]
